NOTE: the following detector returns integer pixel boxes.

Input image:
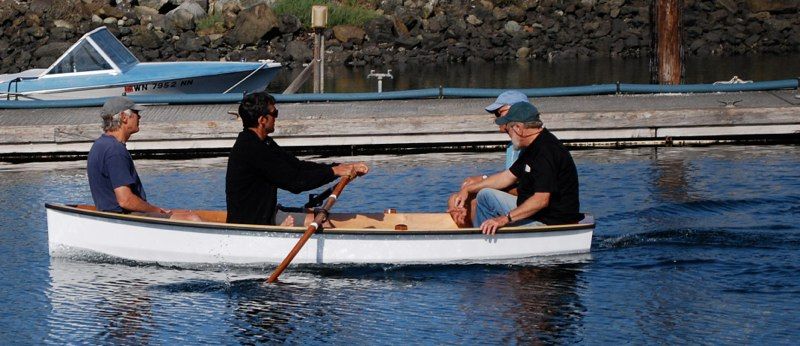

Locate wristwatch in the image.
[506,212,513,223]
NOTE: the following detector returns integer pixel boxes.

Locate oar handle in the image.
[267,176,354,283]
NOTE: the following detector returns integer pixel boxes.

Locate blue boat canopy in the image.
[44,27,139,76]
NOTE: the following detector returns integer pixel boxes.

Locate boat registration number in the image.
[125,79,194,93]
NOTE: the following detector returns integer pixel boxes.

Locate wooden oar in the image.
[266,175,354,283]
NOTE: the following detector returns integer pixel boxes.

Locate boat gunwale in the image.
[45,203,595,236]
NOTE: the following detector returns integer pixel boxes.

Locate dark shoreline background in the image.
[1,0,798,76]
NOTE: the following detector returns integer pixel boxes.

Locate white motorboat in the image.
[1,27,281,101]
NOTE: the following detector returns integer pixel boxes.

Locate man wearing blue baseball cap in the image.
[484,90,530,168]
[447,90,531,227]
[452,101,582,234]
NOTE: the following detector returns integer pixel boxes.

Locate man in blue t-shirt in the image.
[447,90,530,227]
[452,102,582,234]
[87,96,199,221]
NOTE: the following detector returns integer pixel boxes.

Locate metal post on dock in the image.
[367,70,393,93]
[651,0,683,85]
[311,6,328,93]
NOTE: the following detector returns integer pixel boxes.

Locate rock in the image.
[392,15,410,38]
[131,27,164,49]
[466,14,483,26]
[492,7,508,21]
[51,20,74,30]
[710,9,729,21]
[592,20,611,38]
[103,17,118,25]
[395,36,421,48]
[623,36,639,48]
[746,0,799,13]
[226,3,279,46]
[583,20,600,32]
[92,14,103,24]
[279,14,301,34]
[365,17,395,42]
[212,0,243,14]
[419,0,435,17]
[175,31,204,52]
[748,11,771,20]
[139,0,169,11]
[516,46,530,59]
[285,40,311,62]
[504,21,521,34]
[135,6,166,29]
[765,18,792,32]
[716,0,738,12]
[363,45,382,56]
[49,27,75,42]
[506,5,526,22]
[33,42,71,59]
[689,38,706,52]
[29,0,54,13]
[98,4,127,19]
[746,22,762,34]
[425,15,447,33]
[166,1,207,31]
[333,25,366,44]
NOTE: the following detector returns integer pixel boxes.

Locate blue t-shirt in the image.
[86,134,146,212]
[505,142,520,169]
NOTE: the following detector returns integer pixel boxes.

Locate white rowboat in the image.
[46,203,594,265]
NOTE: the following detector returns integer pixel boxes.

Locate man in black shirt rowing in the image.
[452,102,582,234]
[225,92,369,226]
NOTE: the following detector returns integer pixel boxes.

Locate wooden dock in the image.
[1,90,798,162]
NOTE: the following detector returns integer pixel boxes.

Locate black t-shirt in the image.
[225,130,337,225]
[509,128,581,225]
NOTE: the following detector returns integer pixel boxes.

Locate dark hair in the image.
[238,91,275,129]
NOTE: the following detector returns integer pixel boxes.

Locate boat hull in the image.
[7,67,280,101]
[46,204,594,265]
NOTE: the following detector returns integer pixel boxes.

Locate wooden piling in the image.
[653,0,683,85]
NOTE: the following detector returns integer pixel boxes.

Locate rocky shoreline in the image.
[1,0,798,75]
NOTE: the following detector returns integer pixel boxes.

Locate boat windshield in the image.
[46,27,139,75]
[47,40,113,74]
[88,28,138,71]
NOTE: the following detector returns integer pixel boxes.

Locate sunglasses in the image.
[265,108,278,118]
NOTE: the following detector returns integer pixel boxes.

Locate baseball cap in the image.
[484,90,529,113]
[495,102,540,125]
[101,96,145,116]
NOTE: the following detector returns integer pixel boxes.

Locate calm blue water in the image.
[1,146,799,344]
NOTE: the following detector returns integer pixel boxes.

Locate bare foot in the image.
[280,215,295,226]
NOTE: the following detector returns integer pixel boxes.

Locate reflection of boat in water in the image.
[46,203,594,265]
[0,27,281,101]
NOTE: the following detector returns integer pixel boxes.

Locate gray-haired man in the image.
[86,96,199,221]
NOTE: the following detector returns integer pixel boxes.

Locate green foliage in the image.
[196,13,224,32]
[273,0,380,28]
